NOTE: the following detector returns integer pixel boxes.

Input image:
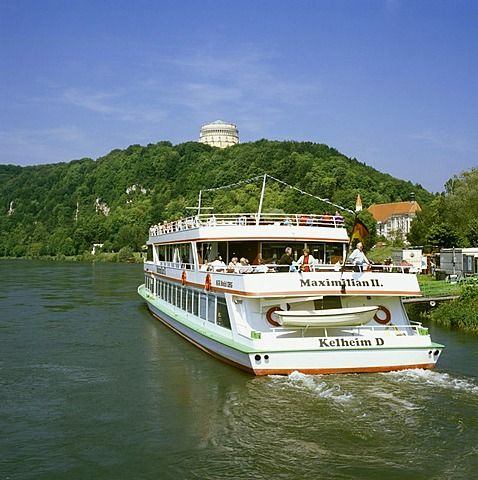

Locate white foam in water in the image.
[370,390,419,410]
[284,371,354,402]
[383,368,478,395]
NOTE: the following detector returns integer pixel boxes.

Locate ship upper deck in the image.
[148,212,349,244]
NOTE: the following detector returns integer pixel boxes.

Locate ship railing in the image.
[338,264,414,274]
[146,260,413,275]
[272,322,425,337]
[149,212,346,236]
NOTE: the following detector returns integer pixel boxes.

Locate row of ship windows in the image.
[145,276,231,330]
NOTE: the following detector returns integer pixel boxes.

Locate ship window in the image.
[192,291,199,316]
[181,288,187,310]
[216,297,231,329]
[157,245,166,261]
[199,293,208,320]
[207,296,216,323]
[171,285,176,305]
[314,296,342,309]
[186,290,193,314]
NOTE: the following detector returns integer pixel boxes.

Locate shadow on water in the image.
[1,260,477,479]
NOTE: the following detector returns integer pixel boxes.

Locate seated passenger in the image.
[227,257,239,272]
[254,259,268,273]
[322,212,332,225]
[236,257,253,273]
[210,256,226,272]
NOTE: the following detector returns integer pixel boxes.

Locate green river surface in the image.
[1,260,477,479]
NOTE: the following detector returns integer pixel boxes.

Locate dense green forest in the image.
[0,139,462,259]
[408,168,478,248]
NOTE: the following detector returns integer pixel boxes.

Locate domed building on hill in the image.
[199,120,239,148]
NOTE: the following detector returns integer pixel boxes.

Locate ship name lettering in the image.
[300,278,383,288]
[215,279,233,288]
[318,338,375,348]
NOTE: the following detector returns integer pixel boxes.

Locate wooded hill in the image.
[0,140,435,258]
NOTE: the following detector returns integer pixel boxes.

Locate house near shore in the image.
[368,195,421,241]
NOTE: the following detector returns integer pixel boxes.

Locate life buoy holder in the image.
[181,270,187,286]
[374,305,391,325]
[204,273,212,291]
[266,306,282,327]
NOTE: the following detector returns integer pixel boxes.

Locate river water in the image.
[1,260,477,479]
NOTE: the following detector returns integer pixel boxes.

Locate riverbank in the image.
[405,275,478,333]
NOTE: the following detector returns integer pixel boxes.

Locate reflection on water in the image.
[1,260,477,479]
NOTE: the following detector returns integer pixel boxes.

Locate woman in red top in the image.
[297,247,315,272]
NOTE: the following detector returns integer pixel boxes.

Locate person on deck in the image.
[236,257,253,273]
[210,256,226,272]
[348,242,370,270]
[277,247,293,272]
[297,247,315,272]
[227,257,238,272]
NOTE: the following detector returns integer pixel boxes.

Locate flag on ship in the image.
[350,218,371,246]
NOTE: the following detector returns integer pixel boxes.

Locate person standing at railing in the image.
[348,242,371,270]
[334,211,344,224]
[277,247,293,272]
[297,247,315,272]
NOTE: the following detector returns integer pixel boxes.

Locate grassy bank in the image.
[407,275,478,333]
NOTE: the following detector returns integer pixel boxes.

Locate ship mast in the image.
[256,174,267,226]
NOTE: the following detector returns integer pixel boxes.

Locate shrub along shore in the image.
[406,276,478,333]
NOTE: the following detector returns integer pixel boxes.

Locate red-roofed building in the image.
[368,199,421,240]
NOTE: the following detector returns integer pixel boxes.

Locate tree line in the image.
[0,139,474,259]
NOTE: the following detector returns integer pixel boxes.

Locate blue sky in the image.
[1,0,477,193]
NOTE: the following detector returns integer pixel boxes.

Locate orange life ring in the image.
[374,305,391,325]
[266,306,283,327]
[181,270,187,286]
[204,273,212,291]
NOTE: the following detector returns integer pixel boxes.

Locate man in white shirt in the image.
[348,242,370,269]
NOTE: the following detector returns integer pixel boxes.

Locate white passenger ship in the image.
[138,179,444,375]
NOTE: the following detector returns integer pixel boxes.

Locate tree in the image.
[425,224,461,248]
[0,139,444,258]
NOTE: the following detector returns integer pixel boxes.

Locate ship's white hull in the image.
[140,286,442,375]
